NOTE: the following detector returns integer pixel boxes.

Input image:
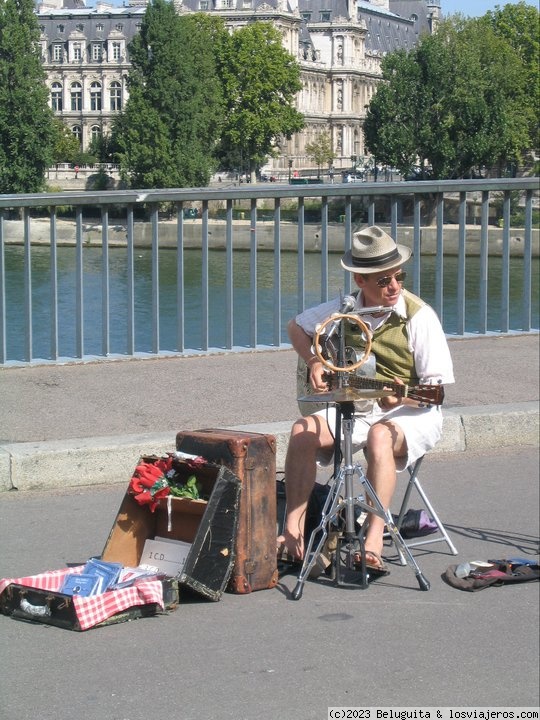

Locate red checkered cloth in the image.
[0,566,165,631]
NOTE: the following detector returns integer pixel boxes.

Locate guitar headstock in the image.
[411,383,445,407]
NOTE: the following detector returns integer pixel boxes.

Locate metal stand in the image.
[291,400,430,600]
[291,310,430,601]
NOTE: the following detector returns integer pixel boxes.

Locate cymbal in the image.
[298,388,394,403]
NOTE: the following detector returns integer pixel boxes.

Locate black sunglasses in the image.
[376,270,407,288]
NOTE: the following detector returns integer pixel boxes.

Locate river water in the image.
[3,245,538,361]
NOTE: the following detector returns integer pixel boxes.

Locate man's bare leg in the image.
[362,420,407,567]
[277,413,335,561]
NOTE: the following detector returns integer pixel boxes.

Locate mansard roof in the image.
[297,0,351,21]
[36,0,432,56]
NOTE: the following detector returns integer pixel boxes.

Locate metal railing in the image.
[0,177,538,366]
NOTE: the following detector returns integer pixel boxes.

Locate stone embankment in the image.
[3,217,539,256]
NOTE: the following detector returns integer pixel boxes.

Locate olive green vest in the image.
[344,289,425,384]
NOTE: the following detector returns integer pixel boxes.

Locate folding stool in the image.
[391,455,458,565]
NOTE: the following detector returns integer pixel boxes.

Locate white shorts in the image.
[314,403,443,471]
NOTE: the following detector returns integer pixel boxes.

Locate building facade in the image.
[35,0,441,172]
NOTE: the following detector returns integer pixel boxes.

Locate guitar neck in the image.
[348,376,407,397]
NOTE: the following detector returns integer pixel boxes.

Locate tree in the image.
[216,22,304,180]
[0,0,56,194]
[305,132,336,177]
[364,15,534,180]
[482,1,539,151]
[51,119,80,166]
[362,49,424,177]
[111,2,226,189]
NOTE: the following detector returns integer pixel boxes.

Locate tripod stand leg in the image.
[385,520,430,590]
[360,474,430,591]
[292,479,343,601]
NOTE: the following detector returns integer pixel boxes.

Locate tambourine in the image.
[313,313,372,373]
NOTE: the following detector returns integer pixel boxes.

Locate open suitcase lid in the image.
[102,459,242,602]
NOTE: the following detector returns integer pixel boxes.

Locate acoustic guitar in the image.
[323,371,444,407]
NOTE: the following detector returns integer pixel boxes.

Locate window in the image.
[112,42,121,60]
[51,82,63,111]
[320,11,331,21]
[70,82,82,111]
[71,125,82,145]
[115,23,124,31]
[110,81,122,111]
[73,43,82,62]
[57,24,65,33]
[91,125,101,142]
[52,43,63,62]
[90,82,102,111]
[92,43,103,61]
[76,24,84,31]
[96,23,104,32]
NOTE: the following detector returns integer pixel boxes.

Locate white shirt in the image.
[295,290,455,385]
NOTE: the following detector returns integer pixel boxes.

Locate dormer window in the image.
[52,42,63,62]
[112,41,122,60]
[92,42,103,61]
[320,10,331,22]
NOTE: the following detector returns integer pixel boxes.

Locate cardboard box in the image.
[101,460,241,601]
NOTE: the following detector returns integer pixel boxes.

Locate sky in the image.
[441,0,532,17]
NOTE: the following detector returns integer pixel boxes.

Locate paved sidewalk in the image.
[0,336,538,717]
[0,333,538,490]
[0,445,538,718]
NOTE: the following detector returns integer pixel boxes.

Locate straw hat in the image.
[341,225,412,273]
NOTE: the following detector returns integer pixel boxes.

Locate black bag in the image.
[443,558,539,591]
[392,508,438,539]
[277,480,334,544]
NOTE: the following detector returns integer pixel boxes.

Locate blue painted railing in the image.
[0,177,538,366]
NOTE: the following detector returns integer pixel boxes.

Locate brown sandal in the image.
[353,550,390,577]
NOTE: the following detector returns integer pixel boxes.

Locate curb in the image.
[0,402,538,493]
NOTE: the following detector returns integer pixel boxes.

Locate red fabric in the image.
[0,567,165,631]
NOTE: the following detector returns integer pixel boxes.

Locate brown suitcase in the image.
[176,429,278,593]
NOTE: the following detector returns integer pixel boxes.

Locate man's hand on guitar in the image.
[378,377,405,410]
[306,358,328,392]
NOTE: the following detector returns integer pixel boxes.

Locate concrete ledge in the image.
[0,448,11,492]
[0,403,537,492]
[460,402,539,450]
[2,433,173,492]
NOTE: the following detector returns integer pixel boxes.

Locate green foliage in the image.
[0,0,56,193]
[51,119,80,165]
[88,133,116,164]
[482,2,539,146]
[305,132,336,176]
[112,2,226,189]
[364,10,537,180]
[215,22,304,177]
